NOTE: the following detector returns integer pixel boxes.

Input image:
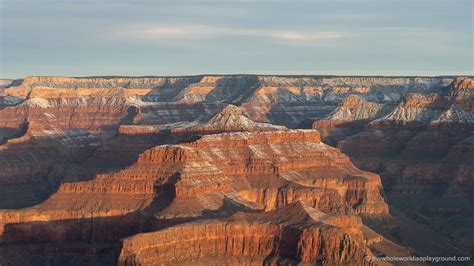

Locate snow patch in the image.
[21,98,53,108]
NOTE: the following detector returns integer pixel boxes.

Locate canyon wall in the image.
[313,77,474,255]
[0,75,470,264]
[0,129,395,265]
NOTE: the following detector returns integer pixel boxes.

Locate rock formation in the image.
[118,202,372,265]
[313,77,474,256]
[0,129,396,264]
[0,75,471,264]
[1,75,454,129]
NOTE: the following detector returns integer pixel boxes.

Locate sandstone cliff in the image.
[0,75,470,264]
[0,129,394,264]
[312,77,474,256]
[118,202,372,265]
[1,75,454,129]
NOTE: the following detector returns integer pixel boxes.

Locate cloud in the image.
[267,31,343,42]
[115,24,346,45]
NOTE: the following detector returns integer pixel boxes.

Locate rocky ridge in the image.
[1,75,454,129]
[313,77,474,255]
[0,75,472,264]
[118,202,372,265]
[0,129,396,265]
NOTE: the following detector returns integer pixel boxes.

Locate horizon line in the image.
[2,73,473,80]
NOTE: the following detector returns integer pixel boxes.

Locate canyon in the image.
[0,75,471,265]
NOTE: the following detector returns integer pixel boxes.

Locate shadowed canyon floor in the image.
[0,75,472,265]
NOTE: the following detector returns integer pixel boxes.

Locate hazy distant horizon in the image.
[1,0,472,78]
[2,73,474,80]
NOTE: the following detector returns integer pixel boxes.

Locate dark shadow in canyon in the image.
[141,76,203,102]
[0,120,29,145]
[0,173,262,265]
[267,101,336,129]
[326,121,474,258]
[0,128,203,209]
[203,75,260,104]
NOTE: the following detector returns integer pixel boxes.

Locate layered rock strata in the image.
[1,75,470,264]
[0,130,393,264]
[1,75,454,130]
[118,202,372,265]
[312,77,474,255]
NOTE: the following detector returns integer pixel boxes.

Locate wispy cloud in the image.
[114,24,346,45]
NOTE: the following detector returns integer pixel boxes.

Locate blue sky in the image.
[0,0,472,78]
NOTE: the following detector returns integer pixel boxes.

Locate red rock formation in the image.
[311,77,474,256]
[1,75,468,264]
[313,95,393,145]
[1,75,455,129]
[118,202,372,265]
[0,129,394,264]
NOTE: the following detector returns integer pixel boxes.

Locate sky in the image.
[0,0,472,78]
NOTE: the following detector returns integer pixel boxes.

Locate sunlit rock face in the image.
[0,130,388,233]
[118,202,371,265]
[0,75,453,131]
[0,129,393,264]
[313,77,474,254]
[0,75,471,264]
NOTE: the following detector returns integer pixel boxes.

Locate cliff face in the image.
[0,75,471,264]
[0,129,394,264]
[1,75,453,129]
[151,129,387,216]
[312,95,394,145]
[313,77,474,254]
[118,202,370,265]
